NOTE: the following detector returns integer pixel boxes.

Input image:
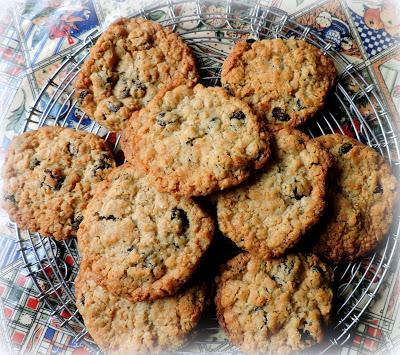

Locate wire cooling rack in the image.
[13,0,400,353]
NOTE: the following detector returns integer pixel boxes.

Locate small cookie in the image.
[75,266,208,354]
[77,164,214,301]
[217,127,331,260]
[215,253,333,355]
[2,127,115,240]
[221,38,336,127]
[122,82,271,196]
[75,17,198,131]
[311,134,397,262]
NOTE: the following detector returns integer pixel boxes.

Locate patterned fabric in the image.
[0,0,399,354]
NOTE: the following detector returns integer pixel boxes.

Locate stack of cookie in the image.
[2,16,397,355]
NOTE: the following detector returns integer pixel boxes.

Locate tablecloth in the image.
[0,0,399,354]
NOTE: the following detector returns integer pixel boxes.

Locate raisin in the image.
[106,77,113,84]
[134,81,146,91]
[79,90,88,99]
[255,151,266,162]
[272,107,290,122]
[127,245,135,252]
[92,158,112,176]
[71,215,83,230]
[156,112,176,127]
[296,99,305,111]
[298,138,304,144]
[299,328,314,343]
[311,266,323,273]
[5,194,16,204]
[339,143,353,155]
[186,138,196,146]
[44,169,64,191]
[107,101,120,112]
[99,215,116,221]
[223,84,234,96]
[171,208,189,228]
[292,187,305,200]
[246,38,256,43]
[230,111,246,120]
[29,158,41,170]
[80,295,85,306]
[374,183,383,194]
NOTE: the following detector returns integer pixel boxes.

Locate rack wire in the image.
[14,0,400,353]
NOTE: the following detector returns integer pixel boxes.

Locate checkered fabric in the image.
[350,10,398,58]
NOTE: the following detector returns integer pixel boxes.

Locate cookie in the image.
[311,134,397,262]
[77,164,214,301]
[217,127,331,260]
[121,82,271,196]
[75,265,208,354]
[75,17,198,132]
[221,38,337,127]
[215,253,333,355]
[2,126,115,240]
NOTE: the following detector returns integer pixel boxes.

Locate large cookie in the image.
[217,127,331,260]
[311,134,397,262]
[77,164,214,301]
[221,38,336,127]
[2,126,115,240]
[75,266,208,354]
[75,17,198,132]
[122,82,271,196]
[215,253,333,355]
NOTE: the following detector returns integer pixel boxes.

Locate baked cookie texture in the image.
[215,253,333,355]
[75,17,198,132]
[77,164,214,301]
[312,134,397,262]
[217,127,331,260]
[221,38,337,127]
[122,82,271,197]
[2,126,115,240]
[75,266,208,354]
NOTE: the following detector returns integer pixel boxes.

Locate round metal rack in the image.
[14,0,400,353]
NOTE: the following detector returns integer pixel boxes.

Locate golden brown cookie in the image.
[76,265,208,354]
[221,38,336,127]
[77,164,214,301]
[217,127,331,260]
[215,253,333,355]
[2,126,115,240]
[75,17,198,131]
[311,134,397,262]
[121,82,271,197]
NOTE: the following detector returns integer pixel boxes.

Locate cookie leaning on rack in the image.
[75,17,198,132]
[2,126,115,241]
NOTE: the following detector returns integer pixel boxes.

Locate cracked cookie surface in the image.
[76,265,208,354]
[215,253,333,355]
[2,126,115,240]
[122,82,271,196]
[221,38,336,127]
[311,134,397,262]
[75,17,198,131]
[77,164,214,301]
[217,127,331,260]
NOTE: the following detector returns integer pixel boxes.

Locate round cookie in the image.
[2,126,115,240]
[215,253,333,355]
[121,82,271,196]
[221,38,337,127]
[75,17,198,132]
[311,134,397,262]
[75,266,208,354]
[217,127,331,260]
[77,164,214,301]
